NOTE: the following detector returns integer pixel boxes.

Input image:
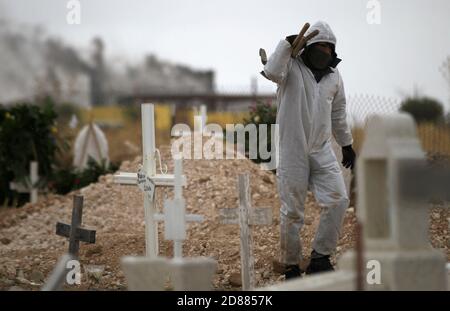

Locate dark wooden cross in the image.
[56,195,96,257]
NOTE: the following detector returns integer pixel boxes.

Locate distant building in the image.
[0,21,215,107]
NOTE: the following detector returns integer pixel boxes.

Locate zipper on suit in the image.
[307,85,319,152]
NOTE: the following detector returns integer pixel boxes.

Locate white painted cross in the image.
[121,159,216,291]
[114,103,186,258]
[193,104,207,134]
[10,161,39,204]
[219,174,272,291]
[153,159,204,258]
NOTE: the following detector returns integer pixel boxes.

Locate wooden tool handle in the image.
[292,29,319,57]
[291,23,310,49]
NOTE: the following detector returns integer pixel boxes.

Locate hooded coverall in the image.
[263,21,353,265]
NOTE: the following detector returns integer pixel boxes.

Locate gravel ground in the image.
[0,143,448,291]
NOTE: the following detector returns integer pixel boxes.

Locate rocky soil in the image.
[0,144,448,291]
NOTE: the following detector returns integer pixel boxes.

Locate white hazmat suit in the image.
[263,21,353,265]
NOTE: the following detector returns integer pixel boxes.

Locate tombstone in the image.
[9,161,39,204]
[121,256,169,290]
[218,174,272,291]
[260,113,447,291]
[73,122,109,170]
[114,103,186,258]
[121,256,217,291]
[56,195,96,257]
[339,113,447,290]
[121,159,216,291]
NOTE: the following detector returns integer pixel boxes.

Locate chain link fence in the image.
[346,94,450,160]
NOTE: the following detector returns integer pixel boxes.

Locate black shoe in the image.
[305,252,334,275]
[284,265,303,280]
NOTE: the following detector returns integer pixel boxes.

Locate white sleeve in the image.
[331,72,353,147]
[263,39,293,85]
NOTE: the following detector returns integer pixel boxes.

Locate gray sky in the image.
[1,0,449,108]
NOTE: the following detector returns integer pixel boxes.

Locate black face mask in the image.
[305,46,332,70]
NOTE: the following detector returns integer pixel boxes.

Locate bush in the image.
[0,102,58,206]
[0,99,120,206]
[241,100,277,167]
[399,97,444,124]
[49,158,119,195]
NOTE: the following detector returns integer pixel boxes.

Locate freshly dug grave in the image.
[0,144,448,291]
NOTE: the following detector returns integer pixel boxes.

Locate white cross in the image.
[219,174,272,291]
[114,103,186,258]
[10,161,39,204]
[194,104,207,133]
[121,159,214,291]
[153,159,203,258]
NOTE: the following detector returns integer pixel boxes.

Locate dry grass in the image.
[351,123,450,158]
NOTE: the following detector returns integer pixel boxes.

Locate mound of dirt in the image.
[0,144,448,291]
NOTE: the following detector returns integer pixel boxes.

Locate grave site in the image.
[1,1,450,294]
[0,102,449,291]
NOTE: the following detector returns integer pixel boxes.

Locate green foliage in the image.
[0,99,120,206]
[0,101,58,206]
[49,158,119,195]
[242,100,277,166]
[399,97,444,124]
[245,100,277,126]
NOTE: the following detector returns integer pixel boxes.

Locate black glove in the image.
[341,145,356,170]
[285,34,298,46]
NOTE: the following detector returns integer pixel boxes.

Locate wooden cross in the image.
[56,195,96,257]
[218,174,272,291]
[114,103,186,258]
[153,159,203,258]
[9,161,39,204]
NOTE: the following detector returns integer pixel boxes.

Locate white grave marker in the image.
[114,103,186,258]
[121,256,217,291]
[10,161,39,204]
[219,174,272,291]
[73,122,109,170]
[193,105,207,133]
[121,159,216,291]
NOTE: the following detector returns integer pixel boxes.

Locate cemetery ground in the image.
[0,142,449,291]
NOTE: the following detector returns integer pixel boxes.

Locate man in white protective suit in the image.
[262,21,356,279]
